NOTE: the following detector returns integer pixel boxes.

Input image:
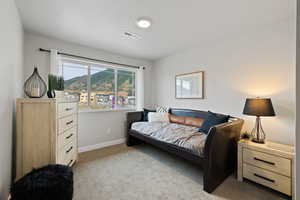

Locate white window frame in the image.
[61,57,138,112]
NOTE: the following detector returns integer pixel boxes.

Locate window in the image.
[117,70,136,109]
[62,60,136,110]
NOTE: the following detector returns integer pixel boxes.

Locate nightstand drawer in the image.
[243,163,291,195]
[243,148,291,177]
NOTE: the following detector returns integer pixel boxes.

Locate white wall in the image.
[296,0,300,198]
[152,18,296,145]
[24,32,153,149]
[0,0,23,198]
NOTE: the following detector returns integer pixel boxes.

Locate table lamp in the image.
[243,98,275,143]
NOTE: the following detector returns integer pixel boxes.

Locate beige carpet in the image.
[73,144,289,200]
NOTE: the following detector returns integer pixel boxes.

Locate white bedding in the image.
[131,122,207,156]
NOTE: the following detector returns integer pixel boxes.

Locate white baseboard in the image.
[78,138,126,153]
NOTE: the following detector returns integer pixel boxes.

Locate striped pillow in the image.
[156,106,169,113]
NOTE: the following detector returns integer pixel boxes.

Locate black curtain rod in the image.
[39,48,144,70]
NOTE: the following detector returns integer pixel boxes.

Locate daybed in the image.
[126,108,244,193]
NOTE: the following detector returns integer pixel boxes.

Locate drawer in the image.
[58,127,76,149]
[243,163,291,196]
[58,114,77,134]
[58,103,77,118]
[64,151,77,167]
[243,148,291,177]
[57,140,76,165]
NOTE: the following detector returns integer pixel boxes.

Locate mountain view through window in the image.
[62,61,136,110]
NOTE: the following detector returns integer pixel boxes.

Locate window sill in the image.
[79,108,136,114]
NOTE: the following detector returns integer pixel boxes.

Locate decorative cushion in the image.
[199,111,230,134]
[169,108,228,121]
[156,106,169,113]
[148,112,170,123]
[169,114,204,128]
[169,114,185,125]
[143,108,156,121]
[184,116,204,128]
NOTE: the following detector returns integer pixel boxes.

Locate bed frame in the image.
[126,108,244,193]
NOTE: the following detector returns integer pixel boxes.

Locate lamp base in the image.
[251,137,265,144]
[250,116,266,144]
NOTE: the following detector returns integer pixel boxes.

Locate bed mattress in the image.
[131,122,207,156]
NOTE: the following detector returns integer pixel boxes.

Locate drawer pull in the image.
[65,108,73,111]
[66,146,73,154]
[254,173,275,183]
[65,133,73,139]
[66,120,73,125]
[254,157,275,165]
[68,159,73,166]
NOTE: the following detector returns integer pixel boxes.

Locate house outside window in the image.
[61,59,136,111]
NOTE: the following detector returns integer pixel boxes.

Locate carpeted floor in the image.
[73,144,289,200]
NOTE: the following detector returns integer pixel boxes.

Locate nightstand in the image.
[238,139,295,198]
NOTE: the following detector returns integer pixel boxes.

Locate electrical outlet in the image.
[107,128,111,134]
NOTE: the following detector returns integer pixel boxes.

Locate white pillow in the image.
[148,112,170,123]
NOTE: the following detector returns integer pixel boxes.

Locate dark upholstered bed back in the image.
[169,108,230,120]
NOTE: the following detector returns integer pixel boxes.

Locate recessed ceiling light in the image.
[136,18,152,29]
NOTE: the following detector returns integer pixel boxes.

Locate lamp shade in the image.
[243,98,275,117]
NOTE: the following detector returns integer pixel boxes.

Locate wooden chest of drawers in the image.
[238,139,294,198]
[16,98,78,180]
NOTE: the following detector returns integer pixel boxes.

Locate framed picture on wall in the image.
[175,71,204,99]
